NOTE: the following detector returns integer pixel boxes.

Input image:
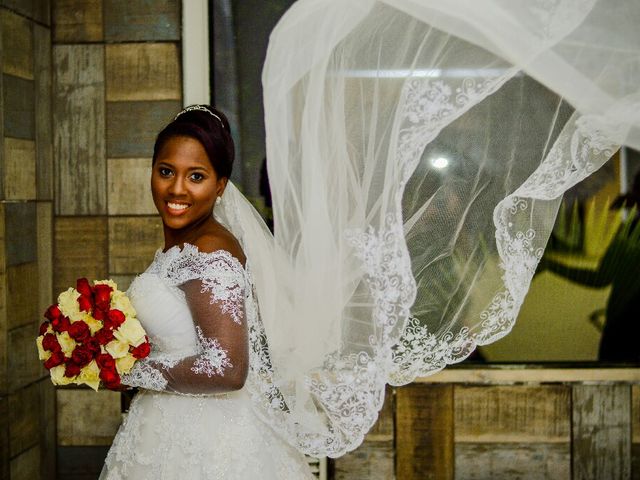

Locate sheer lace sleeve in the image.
[122,247,249,395]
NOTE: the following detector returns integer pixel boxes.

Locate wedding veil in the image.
[216,0,640,457]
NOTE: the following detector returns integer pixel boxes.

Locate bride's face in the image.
[151,135,226,231]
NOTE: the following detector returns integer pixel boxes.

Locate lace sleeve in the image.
[122,248,249,395]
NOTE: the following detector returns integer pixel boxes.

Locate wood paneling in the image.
[34,24,54,201]
[106,100,181,158]
[0,0,50,24]
[6,263,38,330]
[104,0,180,41]
[0,204,6,395]
[3,138,36,200]
[8,323,42,391]
[37,202,53,316]
[455,443,570,480]
[39,380,55,480]
[109,274,137,292]
[333,441,394,480]
[455,385,570,443]
[0,10,33,80]
[4,201,36,266]
[572,384,632,480]
[3,75,35,141]
[0,397,8,478]
[10,444,40,480]
[53,217,108,295]
[53,44,106,215]
[9,382,39,457]
[57,389,122,446]
[633,385,639,444]
[396,384,453,480]
[53,0,103,43]
[107,158,156,214]
[108,216,163,274]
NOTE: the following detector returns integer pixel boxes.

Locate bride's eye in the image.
[190,172,205,182]
[158,167,172,177]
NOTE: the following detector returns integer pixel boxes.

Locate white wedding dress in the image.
[99,244,314,480]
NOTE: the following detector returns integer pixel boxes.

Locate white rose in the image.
[114,318,146,347]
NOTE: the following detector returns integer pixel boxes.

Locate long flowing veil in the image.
[217,0,640,457]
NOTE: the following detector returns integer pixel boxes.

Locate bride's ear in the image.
[216,176,228,199]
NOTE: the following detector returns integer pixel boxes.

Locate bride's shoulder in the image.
[192,229,246,268]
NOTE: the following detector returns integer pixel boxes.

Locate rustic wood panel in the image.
[420,367,640,384]
[104,0,180,41]
[3,75,35,140]
[455,385,570,443]
[0,397,8,478]
[9,382,39,457]
[53,44,106,215]
[107,158,156,214]
[633,444,640,480]
[57,389,122,446]
[333,440,394,480]
[106,100,181,158]
[396,384,454,480]
[57,446,109,479]
[37,202,53,317]
[455,443,570,480]
[633,385,639,444]
[6,263,38,330]
[108,216,163,274]
[109,274,137,292]
[39,379,56,479]
[8,322,42,391]
[53,217,108,295]
[0,0,50,24]
[4,201,36,266]
[9,444,39,480]
[34,24,53,201]
[0,204,6,396]
[3,138,36,200]
[572,384,632,480]
[53,0,102,43]
[0,9,33,80]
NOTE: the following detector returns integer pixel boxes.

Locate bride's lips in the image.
[165,201,191,216]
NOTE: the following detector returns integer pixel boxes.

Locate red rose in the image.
[105,309,125,330]
[42,333,61,352]
[43,351,65,369]
[93,308,105,320]
[99,368,121,389]
[131,341,151,359]
[78,295,93,312]
[51,315,71,333]
[76,278,93,297]
[44,304,61,321]
[85,337,101,354]
[68,320,90,342]
[71,345,93,367]
[64,361,81,377]
[94,284,113,311]
[38,321,50,336]
[96,353,116,370]
[94,328,115,345]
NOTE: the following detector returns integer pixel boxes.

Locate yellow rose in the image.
[105,339,130,359]
[111,291,137,318]
[58,288,83,322]
[83,314,103,334]
[116,354,136,375]
[94,279,118,291]
[77,360,101,391]
[50,365,76,385]
[36,336,51,361]
[114,318,146,347]
[57,332,76,356]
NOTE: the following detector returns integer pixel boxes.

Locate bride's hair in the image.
[152,105,235,179]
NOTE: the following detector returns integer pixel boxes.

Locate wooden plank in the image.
[8,322,42,391]
[104,0,180,41]
[0,204,6,395]
[0,9,33,80]
[572,384,632,480]
[3,138,36,200]
[106,100,181,158]
[34,24,53,201]
[333,440,394,480]
[106,43,181,102]
[418,367,640,384]
[4,201,36,266]
[9,382,39,457]
[39,380,56,479]
[108,216,163,274]
[109,274,137,292]
[633,444,640,480]
[3,75,35,140]
[455,443,570,480]
[396,384,454,480]
[0,397,8,479]
[107,158,156,214]
[57,389,122,445]
[6,263,38,330]
[9,444,39,480]
[53,44,106,215]
[0,0,49,24]
[455,385,570,443]
[37,202,53,318]
[53,217,108,296]
[53,0,102,43]
[633,385,639,444]
[366,385,394,441]
[57,446,110,479]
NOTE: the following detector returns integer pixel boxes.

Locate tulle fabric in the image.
[216,0,640,458]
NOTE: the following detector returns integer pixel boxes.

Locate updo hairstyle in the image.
[152,105,235,179]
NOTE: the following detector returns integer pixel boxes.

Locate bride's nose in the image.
[168,175,187,195]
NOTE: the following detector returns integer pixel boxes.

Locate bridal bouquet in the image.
[36,278,151,391]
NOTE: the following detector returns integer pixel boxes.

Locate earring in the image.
[215,196,222,206]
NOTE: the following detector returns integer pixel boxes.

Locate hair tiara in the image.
[174,105,225,129]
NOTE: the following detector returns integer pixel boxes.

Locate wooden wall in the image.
[51,0,180,477]
[0,1,55,478]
